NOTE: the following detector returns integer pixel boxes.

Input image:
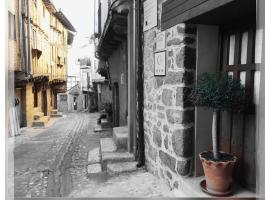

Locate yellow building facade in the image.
[13,0,75,127]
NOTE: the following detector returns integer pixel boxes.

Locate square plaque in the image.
[154,51,166,76]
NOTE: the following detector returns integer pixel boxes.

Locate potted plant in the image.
[191,73,245,196]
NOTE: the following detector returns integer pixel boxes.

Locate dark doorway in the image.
[73,96,77,110]
[54,92,57,109]
[34,88,38,107]
[42,90,47,116]
[113,82,119,127]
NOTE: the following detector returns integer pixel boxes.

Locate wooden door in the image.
[113,82,119,127]
[42,90,47,116]
[219,24,261,191]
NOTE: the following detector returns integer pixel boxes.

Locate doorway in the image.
[219,24,257,191]
[113,82,119,127]
[42,90,47,116]
[73,96,77,110]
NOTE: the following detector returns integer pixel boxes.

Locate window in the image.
[221,24,261,112]
[8,11,16,40]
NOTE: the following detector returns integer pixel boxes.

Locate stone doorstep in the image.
[33,112,44,120]
[100,119,111,128]
[173,176,257,198]
[87,163,103,178]
[32,116,50,128]
[107,161,139,175]
[94,125,112,133]
[101,152,134,163]
[100,138,117,153]
[88,147,101,164]
[32,120,45,128]
[51,109,58,114]
[113,126,128,150]
[50,113,63,118]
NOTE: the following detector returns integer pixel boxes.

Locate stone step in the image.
[41,116,50,123]
[94,125,112,133]
[88,147,101,164]
[50,113,63,118]
[107,161,138,175]
[32,120,45,127]
[33,112,44,120]
[100,118,111,128]
[113,126,128,150]
[51,109,58,114]
[100,138,117,153]
[87,163,104,179]
[101,152,134,165]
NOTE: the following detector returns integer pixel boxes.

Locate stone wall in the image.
[143,0,196,190]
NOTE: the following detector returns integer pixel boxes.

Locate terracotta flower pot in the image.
[199,151,237,194]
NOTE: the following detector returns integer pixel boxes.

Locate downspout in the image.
[27,0,31,74]
[136,0,145,167]
[18,0,26,74]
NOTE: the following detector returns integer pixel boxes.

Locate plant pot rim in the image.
[199,151,237,165]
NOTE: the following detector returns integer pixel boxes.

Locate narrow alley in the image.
[10,113,173,198]
[6,0,264,199]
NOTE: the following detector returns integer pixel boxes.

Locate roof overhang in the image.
[161,0,256,30]
[96,0,132,60]
[54,11,77,32]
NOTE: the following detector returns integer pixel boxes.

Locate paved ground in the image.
[9,113,90,198]
[66,113,174,198]
[8,112,174,198]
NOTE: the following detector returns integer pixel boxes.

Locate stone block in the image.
[88,147,101,164]
[159,151,176,172]
[87,163,102,176]
[107,161,138,175]
[172,127,194,157]
[113,126,128,150]
[176,87,193,107]
[101,152,134,163]
[176,159,191,176]
[100,138,117,153]
[163,124,169,133]
[147,143,157,162]
[153,126,162,147]
[156,77,164,88]
[164,135,168,150]
[166,171,172,180]
[157,105,165,111]
[164,71,193,85]
[166,109,194,124]
[162,89,173,106]
[167,38,183,46]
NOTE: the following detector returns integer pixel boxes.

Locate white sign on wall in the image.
[143,0,158,32]
[154,51,166,76]
[156,31,166,50]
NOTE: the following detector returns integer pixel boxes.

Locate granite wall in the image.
[143,0,197,189]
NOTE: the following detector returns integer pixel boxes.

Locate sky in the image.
[52,0,95,80]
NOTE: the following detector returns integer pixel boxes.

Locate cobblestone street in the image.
[8,112,174,198]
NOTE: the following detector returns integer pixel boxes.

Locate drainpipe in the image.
[27,0,31,74]
[136,0,145,167]
[18,0,26,74]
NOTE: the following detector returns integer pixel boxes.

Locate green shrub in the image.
[191,73,246,111]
